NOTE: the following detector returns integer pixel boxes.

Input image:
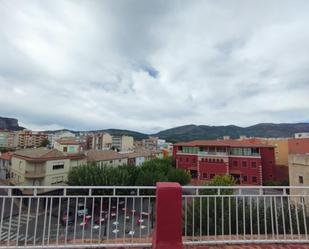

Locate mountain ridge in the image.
[1,117,309,142]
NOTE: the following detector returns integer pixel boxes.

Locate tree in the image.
[67,158,191,187]
[40,138,50,147]
[184,175,309,238]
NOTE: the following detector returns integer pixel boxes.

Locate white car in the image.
[77,203,88,217]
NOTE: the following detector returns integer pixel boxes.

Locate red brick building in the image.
[173,140,276,185]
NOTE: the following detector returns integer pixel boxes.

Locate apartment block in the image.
[173,139,276,185]
[0,131,18,148]
[10,148,86,193]
[17,130,48,148]
[112,135,134,152]
[86,132,112,150]
[142,137,158,150]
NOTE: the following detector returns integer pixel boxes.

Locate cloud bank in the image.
[0,0,309,132]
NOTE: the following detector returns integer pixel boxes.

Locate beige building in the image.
[10,148,86,193]
[17,130,48,148]
[112,135,134,152]
[86,132,112,150]
[289,154,309,205]
[54,138,80,153]
[86,150,128,166]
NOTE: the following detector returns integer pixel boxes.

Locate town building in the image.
[48,130,75,146]
[10,148,86,192]
[0,152,12,181]
[0,131,18,148]
[17,130,48,148]
[54,138,80,153]
[126,150,153,166]
[142,137,158,150]
[86,150,128,166]
[112,135,134,152]
[288,138,309,154]
[289,154,309,203]
[86,132,112,150]
[173,139,276,185]
[295,132,309,139]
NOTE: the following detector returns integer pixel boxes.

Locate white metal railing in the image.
[1,185,309,248]
[0,186,155,248]
[182,186,309,245]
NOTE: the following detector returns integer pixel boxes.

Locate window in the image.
[179,157,182,161]
[110,160,113,163]
[233,161,238,167]
[186,158,189,162]
[251,162,257,168]
[243,176,247,182]
[216,159,220,163]
[205,158,208,162]
[119,159,121,162]
[299,176,304,184]
[210,174,215,179]
[63,147,67,152]
[269,161,273,164]
[220,159,224,163]
[242,161,247,167]
[52,163,64,170]
[192,159,196,163]
[252,176,257,183]
[203,173,208,179]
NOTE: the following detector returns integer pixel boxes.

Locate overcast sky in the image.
[1,0,309,133]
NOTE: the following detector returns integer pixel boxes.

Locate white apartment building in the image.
[10,148,86,193]
[295,133,309,139]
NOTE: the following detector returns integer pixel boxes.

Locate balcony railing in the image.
[0,185,309,248]
[198,151,228,156]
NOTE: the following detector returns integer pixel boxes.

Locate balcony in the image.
[24,170,45,178]
[0,185,309,248]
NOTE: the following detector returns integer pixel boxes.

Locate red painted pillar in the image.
[152,182,184,249]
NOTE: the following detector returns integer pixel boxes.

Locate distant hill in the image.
[153,123,309,142]
[0,117,24,131]
[2,116,309,142]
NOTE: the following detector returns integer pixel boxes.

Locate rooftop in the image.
[0,151,13,160]
[174,139,274,148]
[13,148,85,161]
[86,149,127,161]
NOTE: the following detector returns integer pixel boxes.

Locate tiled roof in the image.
[86,150,127,161]
[13,148,85,161]
[124,150,152,159]
[55,139,79,145]
[174,139,274,148]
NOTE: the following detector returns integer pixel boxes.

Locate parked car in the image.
[77,203,88,217]
[61,209,75,226]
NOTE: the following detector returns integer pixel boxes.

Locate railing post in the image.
[152,182,183,249]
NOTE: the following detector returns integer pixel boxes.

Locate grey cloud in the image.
[0,0,309,132]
